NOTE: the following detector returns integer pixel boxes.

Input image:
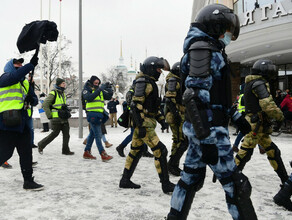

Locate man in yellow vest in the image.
[0,56,44,191]
[82,75,113,161]
[38,78,74,155]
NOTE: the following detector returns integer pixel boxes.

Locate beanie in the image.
[56,78,65,86]
[89,75,100,85]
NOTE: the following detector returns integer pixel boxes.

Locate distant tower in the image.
[115,39,128,80]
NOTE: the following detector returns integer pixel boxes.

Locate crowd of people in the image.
[1,3,292,220]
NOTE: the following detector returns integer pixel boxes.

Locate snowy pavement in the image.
[1,125,292,220]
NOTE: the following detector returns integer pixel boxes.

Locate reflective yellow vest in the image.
[21,80,32,117]
[0,80,29,113]
[85,91,104,112]
[237,94,245,113]
[50,90,66,118]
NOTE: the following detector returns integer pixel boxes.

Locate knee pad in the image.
[152,141,168,158]
[179,166,206,192]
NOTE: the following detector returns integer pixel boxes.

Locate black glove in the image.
[235,115,252,135]
[160,120,168,130]
[230,107,251,135]
[30,54,38,67]
[201,144,218,165]
[273,120,283,132]
[25,94,34,104]
[138,127,146,138]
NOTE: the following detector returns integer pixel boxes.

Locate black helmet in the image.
[194,4,240,40]
[252,59,278,80]
[171,62,180,76]
[140,56,170,81]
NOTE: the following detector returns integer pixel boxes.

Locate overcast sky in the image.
[0,0,193,78]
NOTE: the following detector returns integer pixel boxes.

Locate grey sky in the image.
[0,0,193,78]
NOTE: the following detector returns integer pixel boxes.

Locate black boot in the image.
[168,140,188,176]
[156,142,175,194]
[168,156,181,176]
[119,171,141,189]
[274,180,292,211]
[119,147,143,189]
[116,144,126,157]
[23,177,44,191]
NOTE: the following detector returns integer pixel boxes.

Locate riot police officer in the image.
[235,59,288,184]
[119,56,175,194]
[167,4,257,219]
[165,62,188,176]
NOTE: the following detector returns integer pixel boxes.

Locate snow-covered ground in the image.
[1,124,292,220]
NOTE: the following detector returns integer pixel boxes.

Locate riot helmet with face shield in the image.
[252,59,278,80]
[140,56,170,81]
[193,4,240,41]
[171,62,180,77]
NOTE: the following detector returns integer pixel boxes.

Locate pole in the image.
[40,0,43,93]
[58,0,62,77]
[46,0,51,95]
[78,0,83,138]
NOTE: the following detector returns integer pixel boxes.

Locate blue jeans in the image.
[85,122,104,154]
[120,127,134,147]
[233,132,244,147]
[102,134,107,143]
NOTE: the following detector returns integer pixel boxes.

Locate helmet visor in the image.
[220,9,240,40]
[157,58,170,71]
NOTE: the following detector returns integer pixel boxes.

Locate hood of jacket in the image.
[3,59,17,74]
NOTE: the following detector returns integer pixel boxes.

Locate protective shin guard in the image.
[267,142,288,184]
[222,170,257,220]
[235,147,254,171]
[170,167,206,220]
[122,146,144,179]
[155,142,175,193]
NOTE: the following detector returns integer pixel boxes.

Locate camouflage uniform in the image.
[235,75,288,184]
[165,72,188,176]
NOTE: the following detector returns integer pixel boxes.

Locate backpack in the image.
[117,86,134,128]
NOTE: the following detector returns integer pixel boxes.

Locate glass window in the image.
[278,65,285,76]
[286,64,292,76]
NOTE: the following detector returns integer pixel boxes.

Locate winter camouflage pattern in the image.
[170,122,240,219]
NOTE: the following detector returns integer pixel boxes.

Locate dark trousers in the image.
[38,120,70,153]
[42,123,49,132]
[0,126,33,181]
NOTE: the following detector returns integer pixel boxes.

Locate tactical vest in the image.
[50,90,67,118]
[244,79,262,114]
[85,91,104,113]
[0,80,28,113]
[143,77,161,114]
[209,65,232,126]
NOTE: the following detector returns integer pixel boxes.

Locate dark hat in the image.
[89,75,100,85]
[13,58,24,64]
[40,92,46,98]
[56,78,65,86]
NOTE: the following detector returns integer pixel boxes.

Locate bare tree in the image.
[101,66,128,94]
[36,35,78,98]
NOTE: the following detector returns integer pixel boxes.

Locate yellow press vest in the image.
[237,94,245,113]
[50,90,66,118]
[85,90,104,112]
[0,80,28,113]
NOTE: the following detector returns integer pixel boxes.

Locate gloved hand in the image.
[138,127,146,138]
[201,143,218,165]
[234,115,251,135]
[30,54,38,67]
[230,107,251,135]
[24,95,34,104]
[273,120,283,132]
[160,120,168,131]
